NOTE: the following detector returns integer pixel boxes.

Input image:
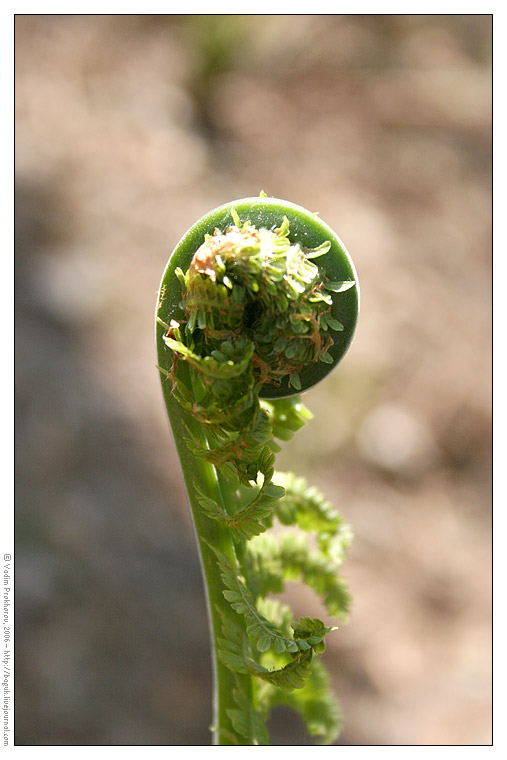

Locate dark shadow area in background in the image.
[15,176,214,745]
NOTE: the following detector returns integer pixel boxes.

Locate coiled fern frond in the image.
[156,195,359,745]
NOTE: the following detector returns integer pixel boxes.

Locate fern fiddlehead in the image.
[156,195,359,745]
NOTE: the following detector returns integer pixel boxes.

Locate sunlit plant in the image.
[156,194,359,745]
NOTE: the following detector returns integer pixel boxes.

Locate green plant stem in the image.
[161,365,250,744]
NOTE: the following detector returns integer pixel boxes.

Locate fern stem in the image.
[160,366,250,744]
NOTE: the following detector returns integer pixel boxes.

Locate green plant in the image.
[155,195,359,745]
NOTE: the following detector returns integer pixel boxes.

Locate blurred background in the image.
[15,14,492,746]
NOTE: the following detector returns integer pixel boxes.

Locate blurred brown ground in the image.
[14,14,492,746]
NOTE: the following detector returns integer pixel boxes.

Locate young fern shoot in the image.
[156,196,359,745]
